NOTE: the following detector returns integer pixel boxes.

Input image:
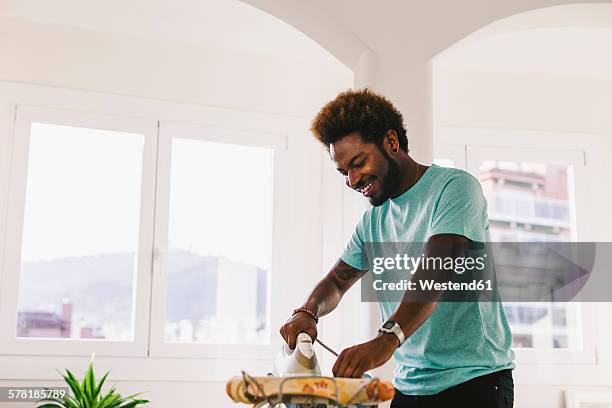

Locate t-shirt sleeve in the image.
[340,213,369,271]
[429,171,488,243]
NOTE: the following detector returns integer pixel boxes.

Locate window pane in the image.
[17,123,144,341]
[475,160,581,349]
[164,138,273,345]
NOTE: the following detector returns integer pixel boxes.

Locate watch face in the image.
[383,321,395,329]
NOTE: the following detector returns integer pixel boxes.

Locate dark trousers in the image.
[390,369,514,408]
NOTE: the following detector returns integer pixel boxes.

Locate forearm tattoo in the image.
[335,260,368,281]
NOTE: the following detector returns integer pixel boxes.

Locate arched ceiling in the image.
[3,0,612,75]
[0,0,345,65]
[241,0,612,67]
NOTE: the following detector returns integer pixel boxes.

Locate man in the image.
[280,89,515,407]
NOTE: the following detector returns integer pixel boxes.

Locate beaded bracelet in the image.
[292,307,319,324]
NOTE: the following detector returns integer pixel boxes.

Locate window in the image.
[16,123,144,341]
[0,106,157,356]
[436,131,597,363]
[473,160,580,349]
[0,92,311,363]
[147,121,289,359]
[164,138,273,345]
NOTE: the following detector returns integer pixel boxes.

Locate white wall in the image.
[434,69,612,133]
[0,15,353,407]
[0,16,351,118]
[433,67,612,407]
[244,2,612,163]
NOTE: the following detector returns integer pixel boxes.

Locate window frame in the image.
[0,105,158,356]
[0,81,331,381]
[147,120,290,360]
[434,125,601,366]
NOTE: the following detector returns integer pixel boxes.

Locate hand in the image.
[332,333,398,378]
[279,312,317,349]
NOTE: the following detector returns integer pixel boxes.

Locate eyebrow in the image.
[336,152,365,172]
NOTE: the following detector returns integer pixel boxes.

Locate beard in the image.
[369,148,401,207]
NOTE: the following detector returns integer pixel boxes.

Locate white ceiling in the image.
[3,0,612,78]
[434,27,612,79]
[0,0,340,63]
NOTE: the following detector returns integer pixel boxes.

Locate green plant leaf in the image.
[52,359,148,408]
[81,363,92,408]
[36,393,79,408]
[86,361,96,402]
[108,397,130,408]
[62,369,85,404]
[93,371,110,401]
[116,399,149,408]
[120,393,145,401]
[106,399,127,408]
[98,390,122,408]
[62,393,81,408]
[96,392,114,408]
[35,397,64,408]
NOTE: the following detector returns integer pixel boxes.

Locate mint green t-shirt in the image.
[341,164,515,396]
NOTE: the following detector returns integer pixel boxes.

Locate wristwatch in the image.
[378,320,405,346]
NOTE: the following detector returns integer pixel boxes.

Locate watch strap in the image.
[378,320,405,346]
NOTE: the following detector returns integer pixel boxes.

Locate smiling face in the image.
[330,132,401,206]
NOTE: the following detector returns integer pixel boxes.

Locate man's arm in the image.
[332,233,470,377]
[304,259,367,317]
[385,234,469,341]
[280,259,367,349]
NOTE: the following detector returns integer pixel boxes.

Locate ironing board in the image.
[226,372,395,407]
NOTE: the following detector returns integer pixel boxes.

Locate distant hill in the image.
[18,250,265,332]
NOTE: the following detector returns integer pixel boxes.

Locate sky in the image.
[21,123,274,271]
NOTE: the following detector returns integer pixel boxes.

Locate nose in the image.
[346,170,359,188]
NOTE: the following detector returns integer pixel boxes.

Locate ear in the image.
[383,130,400,155]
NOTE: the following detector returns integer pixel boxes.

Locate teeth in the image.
[358,180,374,193]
